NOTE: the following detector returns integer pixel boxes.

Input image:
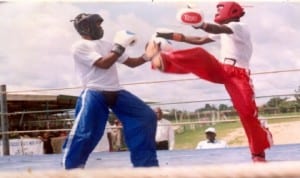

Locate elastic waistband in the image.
[84,87,121,92]
[223,58,238,66]
[223,58,250,73]
[223,59,250,75]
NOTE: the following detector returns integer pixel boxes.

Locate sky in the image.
[0,0,300,111]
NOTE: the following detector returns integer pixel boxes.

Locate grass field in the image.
[174,116,300,150]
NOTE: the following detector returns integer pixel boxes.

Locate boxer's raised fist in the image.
[112,30,137,56]
[113,30,137,47]
[176,8,204,27]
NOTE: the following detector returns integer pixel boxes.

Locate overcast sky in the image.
[0,0,299,111]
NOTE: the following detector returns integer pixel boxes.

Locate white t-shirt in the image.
[208,21,252,69]
[72,39,129,91]
[155,118,175,150]
[195,139,227,149]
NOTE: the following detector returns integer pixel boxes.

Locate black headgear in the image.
[71,13,104,40]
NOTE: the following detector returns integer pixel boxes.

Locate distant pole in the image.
[0,85,10,155]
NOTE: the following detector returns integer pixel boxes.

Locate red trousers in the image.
[160,47,273,154]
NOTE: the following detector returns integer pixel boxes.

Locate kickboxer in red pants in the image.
[146,1,273,162]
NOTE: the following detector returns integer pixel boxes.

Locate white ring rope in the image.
[1,115,299,135]
[2,68,300,94]
[0,109,74,116]
[0,68,299,177]
[1,93,298,116]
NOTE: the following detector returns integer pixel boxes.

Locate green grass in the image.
[175,122,240,149]
[174,116,300,150]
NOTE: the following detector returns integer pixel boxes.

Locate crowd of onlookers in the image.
[3,107,230,155]
[6,125,68,154]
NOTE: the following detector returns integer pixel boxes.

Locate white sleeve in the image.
[72,43,101,66]
[207,22,241,41]
[226,22,240,34]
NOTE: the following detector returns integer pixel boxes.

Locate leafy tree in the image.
[204,104,217,111]
[218,104,229,111]
[265,97,287,107]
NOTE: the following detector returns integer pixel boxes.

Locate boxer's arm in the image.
[94,30,138,69]
[123,56,148,68]
[94,52,148,69]
[157,32,214,45]
[93,53,120,69]
[182,35,214,45]
[196,22,233,34]
[175,7,232,35]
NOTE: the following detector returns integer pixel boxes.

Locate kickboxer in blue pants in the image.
[62,13,158,169]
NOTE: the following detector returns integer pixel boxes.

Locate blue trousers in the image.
[62,89,158,169]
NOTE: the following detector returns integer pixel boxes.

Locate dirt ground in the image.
[224,121,300,146]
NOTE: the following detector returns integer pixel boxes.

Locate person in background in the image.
[93,121,113,152]
[155,107,175,150]
[39,131,54,154]
[195,127,227,149]
[110,119,124,151]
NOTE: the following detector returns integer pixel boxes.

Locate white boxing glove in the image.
[113,30,137,47]
[143,28,174,62]
[176,8,204,27]
[112,30,137,56]
[152,28,173,52]
[151,36,173,52]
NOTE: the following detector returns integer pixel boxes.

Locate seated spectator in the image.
[195,127,227,149]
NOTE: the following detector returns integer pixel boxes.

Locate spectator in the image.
[39,132,54,154]
[93,121,113,152]
[195,127,227,149]
[110,119,122,151]
[155,107,175,150]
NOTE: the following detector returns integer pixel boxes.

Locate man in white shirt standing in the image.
[155,107,175,150]
[62,13,158,169]
[195,127,227,149]
[146,1,273,162]
[92,121,113,152]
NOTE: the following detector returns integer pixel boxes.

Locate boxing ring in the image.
[1,69,300,177]
[0,143,300,177]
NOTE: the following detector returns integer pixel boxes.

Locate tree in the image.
[265,97,287,108]
[218,104,229,111]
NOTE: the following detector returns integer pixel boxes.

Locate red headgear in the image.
[214,1,245,24]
